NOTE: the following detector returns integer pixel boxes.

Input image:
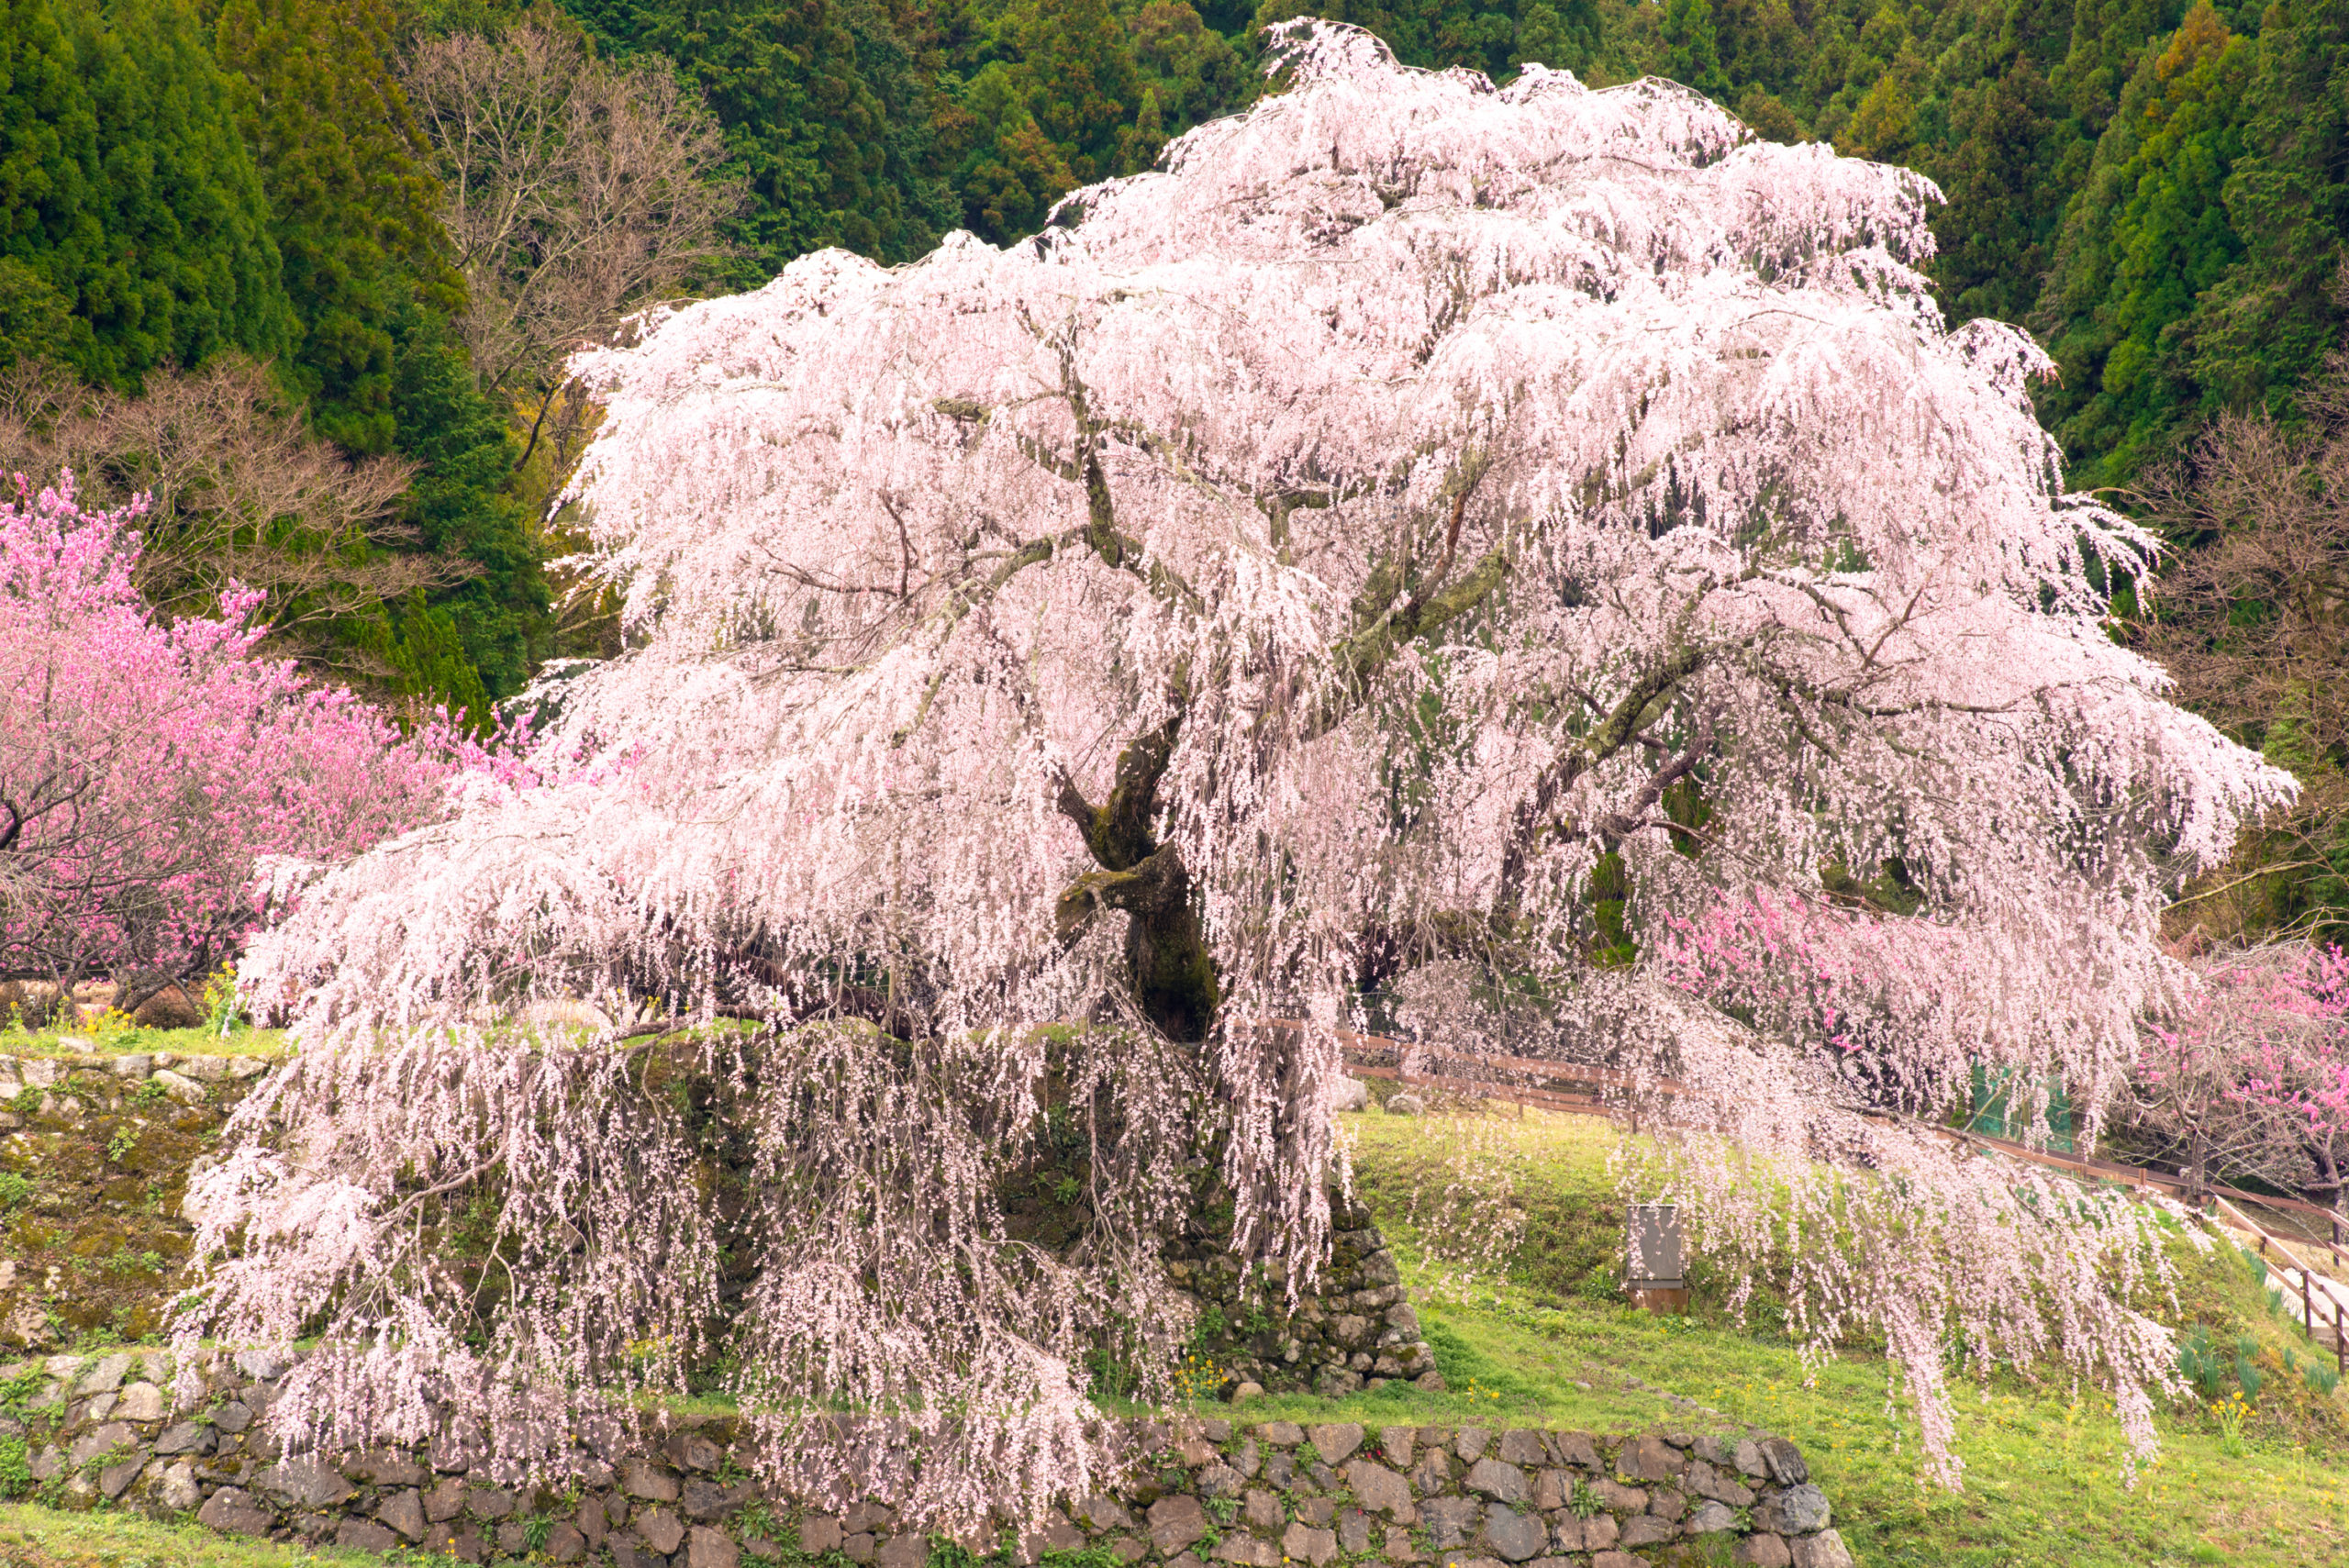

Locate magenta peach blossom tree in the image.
[2133,941,2349,1211]
[0,479,466,1014]
[192,23,2289,1515]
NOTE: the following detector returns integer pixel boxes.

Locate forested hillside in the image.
[0,0,2343,926]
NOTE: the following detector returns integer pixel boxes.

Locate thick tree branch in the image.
[1588,713,1717,846]
[1054,843,1188,943]
[1310,459,1510,738]
[932,395,1202,614]
[1495,640,1710,906]
[891,530,1070,745]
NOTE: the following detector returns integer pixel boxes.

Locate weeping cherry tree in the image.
[184,21,2291,1520]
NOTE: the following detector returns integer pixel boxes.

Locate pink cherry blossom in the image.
[2135,940,2349,1213]
[0,477,465,1009]
[195,24,2290,1512]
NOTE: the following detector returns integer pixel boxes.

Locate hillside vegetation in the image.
[1341,1104,2349,1566]
[4,0,2344,940]
[5,2,2349,1557]
[7,1098,2346,1565]
[1,0,2343,717]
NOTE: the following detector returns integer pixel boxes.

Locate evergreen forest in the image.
[1,0,2345,933]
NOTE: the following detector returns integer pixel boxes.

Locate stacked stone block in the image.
[0,1049,276,1350]
[0,1048,271,1129]
[1165,1210,1441,1396]
[5,1350,1854,1568]
[3,1048,1437,1399]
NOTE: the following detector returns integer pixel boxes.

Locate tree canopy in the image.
[0,0,2342,1520]
[210,0,454,454]
[4,0,2348,747]
[0,0,291,387]
[201,25,2285,1511]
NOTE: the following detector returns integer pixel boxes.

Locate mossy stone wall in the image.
[5,1348,1855,1568]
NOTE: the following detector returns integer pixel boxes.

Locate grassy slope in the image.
[0,1504,395,1566]
[1330,1106,2349,1568]
[2,1027,286,1347]
[10,1101,2349,1566]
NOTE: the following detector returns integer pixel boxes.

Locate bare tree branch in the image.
[404,16,744,407]
[0,356,465,649]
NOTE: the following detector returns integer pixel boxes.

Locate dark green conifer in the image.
[209,0,455,453]
[385,304,545,700]
[2039,2,2254,484]
[1,0,290,387]
[1660,0,1727,98]
[562,0,951,279]
[2176,0,2349,422]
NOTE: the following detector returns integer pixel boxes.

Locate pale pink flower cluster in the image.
[204,23,2288,1510]
[1401,1116,1531,1306]
[180,1031,728,1481]
[1641,895,2194,1484]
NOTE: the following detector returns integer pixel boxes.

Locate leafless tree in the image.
[2142,350,2349,944]
[0,357,470,654]
[403,10,741,471]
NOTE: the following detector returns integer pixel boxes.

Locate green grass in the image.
[0,1015,770,1064]
[1390,1292,2349,1567]
[0,1505,404,1566]
[0,1016,774,1064]
[13,1098,2348,1568]
[1317,1104,2349,1568]
[0,1025,290,1062]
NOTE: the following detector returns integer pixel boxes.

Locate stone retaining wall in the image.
[6,1347,1853,1568]
[1167,1200,1441,1396]
[0,1045,1440,1397]
[3,1050,1855,1567]
[0,1048,276,1349]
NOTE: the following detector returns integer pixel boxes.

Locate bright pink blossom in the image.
[0,476,467,1007]
[2133,941,2349,1209]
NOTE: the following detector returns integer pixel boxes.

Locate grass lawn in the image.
[1322,1104,2349,1568]
[0,1504,402,1566]
[11,1099,2348,1567]
[0,1024,289,1062]
[0,1015,770,1063]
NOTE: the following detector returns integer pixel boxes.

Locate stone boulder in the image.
[195,1486,273,1537]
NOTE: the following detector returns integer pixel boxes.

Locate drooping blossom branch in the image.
[198,20,2289,1513]
[1642,899,2199,1485]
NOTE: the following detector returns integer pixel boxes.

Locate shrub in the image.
[0,478,481,1011]
[0,1435,30,1498]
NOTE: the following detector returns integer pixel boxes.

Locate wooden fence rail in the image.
[2214,1195,2349,1374]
